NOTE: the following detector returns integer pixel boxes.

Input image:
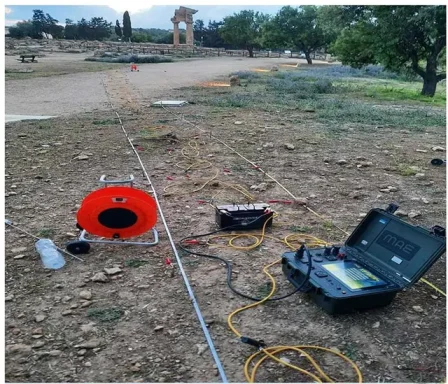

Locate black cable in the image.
[178,214,313,301]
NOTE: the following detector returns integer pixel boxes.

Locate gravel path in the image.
[5,55,315,116]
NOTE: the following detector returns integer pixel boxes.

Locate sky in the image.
[5,5,283,29]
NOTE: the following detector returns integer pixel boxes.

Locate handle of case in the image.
[99,175,134,186]
[386,203,399,214]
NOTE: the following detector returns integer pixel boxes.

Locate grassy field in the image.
[189,65,446,132]
[5,61,127,80]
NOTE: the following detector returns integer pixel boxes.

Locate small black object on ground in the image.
[431,158,446,166]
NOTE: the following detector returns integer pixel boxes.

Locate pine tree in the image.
[123,11,132,42]
[115,20,122,38]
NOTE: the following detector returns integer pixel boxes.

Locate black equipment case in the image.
[282,205,446,314]
[215,203,274,230]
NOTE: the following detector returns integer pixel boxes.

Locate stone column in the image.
[186,22,194,46]
[173,21,180,46]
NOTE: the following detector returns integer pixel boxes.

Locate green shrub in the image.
[85,55,173,64]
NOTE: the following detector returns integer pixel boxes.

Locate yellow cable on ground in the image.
[209,215,362,382]
[162,105,446,297]
[175,140,213,171]
[164,139,255,201]
[208,232,327,251]
[226,258,363,383]
[420,278,447,297]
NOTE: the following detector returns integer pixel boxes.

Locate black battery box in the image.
[282,206,446,314]
[215,203,274,230]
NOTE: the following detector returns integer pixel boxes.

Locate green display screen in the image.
[322,261,388,291]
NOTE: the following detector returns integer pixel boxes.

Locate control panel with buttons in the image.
[281,205,445,314]
[281,245,401,313]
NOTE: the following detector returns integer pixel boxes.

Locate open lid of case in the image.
[345,206,446,287]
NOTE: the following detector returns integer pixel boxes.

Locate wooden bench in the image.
[18,55,38,63]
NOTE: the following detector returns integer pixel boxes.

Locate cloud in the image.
[5,6,12,14]
[5,19,24,26]
[107,5,152,15]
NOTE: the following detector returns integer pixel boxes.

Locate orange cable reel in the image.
[67,177,159,255]
[77,186,157,239]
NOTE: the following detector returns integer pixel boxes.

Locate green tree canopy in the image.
[115,20,122,38]
[123,11,132,42]
[64,18,77,39]
[263,6,329,64]
[7,21,34,39]
[155,31,185,44]
[75,17,112,40]
[193,19,206,45]
[89,17,112,40]
[327,5,446,96]
[31,9,63,39]
[131,31,152,43]
[219,10,269,57]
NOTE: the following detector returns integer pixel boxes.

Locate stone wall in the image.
[5,38,328,60]
[5,37,229,57]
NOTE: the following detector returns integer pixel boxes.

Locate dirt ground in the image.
[4,60,446,383]
[5,52,321,116]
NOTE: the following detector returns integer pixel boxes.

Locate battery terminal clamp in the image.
[240,336,266,350]
[431,225,446,238]
[385,203,399,214]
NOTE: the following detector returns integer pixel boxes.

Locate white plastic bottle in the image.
[35,239,66,269]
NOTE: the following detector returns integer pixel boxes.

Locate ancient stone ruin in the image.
[171,6,198,47]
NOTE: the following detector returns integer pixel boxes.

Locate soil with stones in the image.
[5,66,446,383]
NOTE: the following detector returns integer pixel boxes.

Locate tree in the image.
[31,9,63,39]
[64,18,77,40]
[32,9,46,38]
[76,18,89,40]
[193,19,206,45]
[131,32,152,43]
[123,11,132,42]
[115,20,122,38]
[88,17,112,40]
[263,6,329,64]
[219,10,269,57]
[45,13,64,39]
[7,21,34,38]
[155,32,185,44]
[328,6,446,96]
[75,17,112,41]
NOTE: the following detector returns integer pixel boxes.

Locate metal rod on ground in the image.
[5,219,85,262]
[101,76,229,383]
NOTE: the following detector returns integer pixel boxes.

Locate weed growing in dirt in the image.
[85,55,173,64]
[323,221,334,230]
[313,98,441,130]
[87,307,124,322]
[92,119,117,125]
[38,228,55,238]
[289,225,312,233]
[125,259,149,268]
[206,94,257,108]
[230,71,262,80]
[363,84,446,106]
[195,67,445,129]
[292,64,405,80]
[257,282,272,298]
[34,121,52,129]
[397,164,418,176]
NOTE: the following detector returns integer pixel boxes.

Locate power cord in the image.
[226,254,363,383]
[179,212,314,301]
[161,104,446,298]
